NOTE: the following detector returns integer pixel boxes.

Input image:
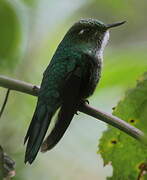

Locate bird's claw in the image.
[75,99,89,115]
[80,99,89,105]
[77,99,89,109]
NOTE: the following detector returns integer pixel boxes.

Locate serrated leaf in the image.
[99,72,147,180]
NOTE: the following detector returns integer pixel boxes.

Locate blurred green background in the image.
[0,0,147,179]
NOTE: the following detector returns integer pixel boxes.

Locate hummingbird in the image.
[24,18,125,164]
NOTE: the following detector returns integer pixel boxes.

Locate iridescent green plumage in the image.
[24,18,125,164]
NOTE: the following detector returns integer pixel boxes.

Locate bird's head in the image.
[65,18,125,49]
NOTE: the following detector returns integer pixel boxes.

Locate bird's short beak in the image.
[105,21,126,29]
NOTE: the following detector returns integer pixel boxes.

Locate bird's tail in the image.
[24,103,54,164]
[41,103,76,152]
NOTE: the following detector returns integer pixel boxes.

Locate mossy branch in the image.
[0,75,146,145]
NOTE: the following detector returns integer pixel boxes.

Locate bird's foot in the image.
[79,99,89,105]
[75,99,89,115]
[77,99,89,110]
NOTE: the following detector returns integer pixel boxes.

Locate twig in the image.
[0,89,10,119]
[0,75,146,145]
[0,75,39,96]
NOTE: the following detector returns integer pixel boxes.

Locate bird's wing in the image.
[41,66,82,152]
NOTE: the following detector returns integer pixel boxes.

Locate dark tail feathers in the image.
[41,103,76,152]
[24,104,53,164]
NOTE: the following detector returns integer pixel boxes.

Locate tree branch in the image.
[0,75,146,144]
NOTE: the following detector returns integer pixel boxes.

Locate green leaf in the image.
[99,72,147,180]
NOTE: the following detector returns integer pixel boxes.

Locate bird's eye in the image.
[78,28,91,35]
[78,29,85,35]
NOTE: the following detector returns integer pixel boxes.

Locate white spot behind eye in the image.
[79,29,84,35]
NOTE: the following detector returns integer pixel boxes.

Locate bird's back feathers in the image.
[41,67,82,152]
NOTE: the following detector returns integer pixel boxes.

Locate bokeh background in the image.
[0,0,147,179]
